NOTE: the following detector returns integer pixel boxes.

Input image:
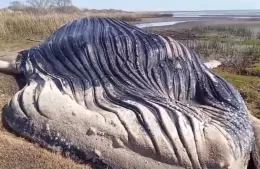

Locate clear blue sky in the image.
[1,0,260,11]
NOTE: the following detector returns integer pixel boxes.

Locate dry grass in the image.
[0,11,169,40]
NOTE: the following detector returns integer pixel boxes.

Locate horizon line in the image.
[1,6,260,12]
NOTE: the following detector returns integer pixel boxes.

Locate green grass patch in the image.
[249,63,260,70]
[245,63,260,76]
[202,35,231,42]
[239,39,260,45]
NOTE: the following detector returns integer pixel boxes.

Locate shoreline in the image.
[132,16,260,38]
[133,16,260,29]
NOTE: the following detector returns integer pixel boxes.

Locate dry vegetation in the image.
[0,10,171,40]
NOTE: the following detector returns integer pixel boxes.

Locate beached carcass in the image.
[0,17,259,169]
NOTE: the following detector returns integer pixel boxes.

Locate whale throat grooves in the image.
[4,17,254,169]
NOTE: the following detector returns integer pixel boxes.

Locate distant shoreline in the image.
[132,15,260,29]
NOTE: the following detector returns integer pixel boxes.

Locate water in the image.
[135,21,187,28]
[168,10,260,18]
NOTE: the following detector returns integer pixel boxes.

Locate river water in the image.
[135,21,187,28]
[172,10,260,18]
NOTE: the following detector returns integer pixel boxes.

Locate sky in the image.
[1,0,260,11]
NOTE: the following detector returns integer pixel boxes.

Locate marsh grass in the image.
[190,26,253,38]
[0,11,167,40]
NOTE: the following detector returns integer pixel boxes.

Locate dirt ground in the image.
[0,46,90,169]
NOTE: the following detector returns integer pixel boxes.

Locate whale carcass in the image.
[2,17,259,169]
